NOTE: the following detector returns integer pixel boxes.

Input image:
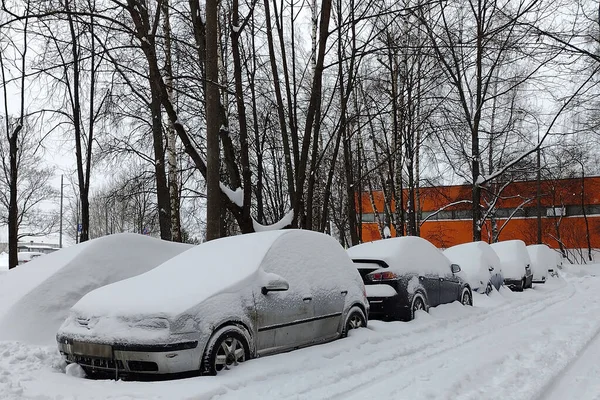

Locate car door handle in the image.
[341,290,348,296]
[303,297,312,303]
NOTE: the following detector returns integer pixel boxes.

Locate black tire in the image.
[410,292,428,320]
[485,282,493,295]
[202,326,249,376]
[461,287,473,306]
[342,306,366,337]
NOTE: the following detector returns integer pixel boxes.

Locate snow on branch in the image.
[419,200,472,226]
[253,210,294,232]
[219,182,243,207]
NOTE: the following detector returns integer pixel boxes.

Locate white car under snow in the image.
[57,230,368,378]
[491,240,534,291]
[527,244,558,283]
[443,241,504,294]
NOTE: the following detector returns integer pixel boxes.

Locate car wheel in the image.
[202,326,249,375]
[342,306,366,337]
[485,282,493,295]
[410,293,428,320]
[461,288,473,306]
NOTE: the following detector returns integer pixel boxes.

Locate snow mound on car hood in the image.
[70,230,292,319]
[347,236,451,276]
[0,233,191,345]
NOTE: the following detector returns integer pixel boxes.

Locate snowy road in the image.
[2,273,600,399]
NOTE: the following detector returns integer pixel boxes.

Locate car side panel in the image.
[439,270,462,304]
[420,275,440,306]
[253,286,316,356]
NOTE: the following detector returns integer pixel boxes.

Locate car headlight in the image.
[133,317,170,330]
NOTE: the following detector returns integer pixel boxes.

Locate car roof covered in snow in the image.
[70,230,351,318]
[491,240,531,278]
[527,244,557,274]
[444,242,500,289]
[347,236,451,275]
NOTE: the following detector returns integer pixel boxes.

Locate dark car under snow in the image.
[347,237,472,321]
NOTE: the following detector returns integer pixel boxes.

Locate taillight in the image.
[368,271,398,281]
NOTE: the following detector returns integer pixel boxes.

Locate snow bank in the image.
[0,233,191,345]
[491,240,531,279]
[347,237,451,276]
[444,242,500,291]
[561,263,600,278]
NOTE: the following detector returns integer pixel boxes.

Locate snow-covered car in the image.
[347,237,472,322]
[491,240,533,291]
[56,230,368,378]
[0,233,192,345]
[527,244,558,283]
[17,251,43,265]
[443,241,504,294]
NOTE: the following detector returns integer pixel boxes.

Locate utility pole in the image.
[59,174,63,248]
[536,141,542,244]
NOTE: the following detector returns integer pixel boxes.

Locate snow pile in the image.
[0,233,192,345]
[347,237,451,275]
[491,240,531,279]
[561,263,600,278]
[444,241,501,292]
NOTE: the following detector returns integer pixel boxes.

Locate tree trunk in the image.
[205,0,222,240]
[162,0,182,242]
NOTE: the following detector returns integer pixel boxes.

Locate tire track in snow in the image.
[203,280,574,400]
[298,281,576,400]
[339,278,600,400]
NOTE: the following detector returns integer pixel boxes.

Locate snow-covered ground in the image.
[1,266,599,399]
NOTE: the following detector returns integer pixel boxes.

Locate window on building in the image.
[586,205,600,215]
[438,211,453,220]
[494,208,510,218]
[361,213,375,222]
[454,210,472,219]
[566,205,583,216]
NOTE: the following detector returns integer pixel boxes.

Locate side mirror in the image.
[261,274,289,295]
[451,264,461,274]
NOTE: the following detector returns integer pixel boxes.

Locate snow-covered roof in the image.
[491,240,531,278]
[347,237,451,275]
[527,244,557,278]
[444,242,500,290]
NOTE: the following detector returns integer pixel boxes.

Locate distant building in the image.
[17,241,60,254]
[358,176,600,255]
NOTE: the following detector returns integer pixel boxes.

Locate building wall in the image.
[359,177,600,250]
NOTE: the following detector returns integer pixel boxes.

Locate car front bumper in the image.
[57,336,202,377]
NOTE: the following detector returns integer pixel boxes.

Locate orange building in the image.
[359,177,600,251]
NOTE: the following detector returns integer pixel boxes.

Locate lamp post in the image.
[59,174,63,248]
